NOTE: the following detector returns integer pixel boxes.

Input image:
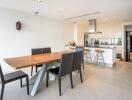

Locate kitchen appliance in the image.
[84,19,102,34]
[84,19,102,46]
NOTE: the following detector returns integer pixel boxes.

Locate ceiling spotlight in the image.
[35,11,39,16]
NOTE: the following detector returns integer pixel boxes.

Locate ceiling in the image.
[0,0,132,23]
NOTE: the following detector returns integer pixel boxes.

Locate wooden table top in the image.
[4,52,63,70]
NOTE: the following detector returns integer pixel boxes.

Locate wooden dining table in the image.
[4,51,71,96]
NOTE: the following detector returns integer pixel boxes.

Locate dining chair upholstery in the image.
[32,48,43,55]
[72,51,83,83]
[0,65,29,100]
[75,47,84,52]
[31,47,51,76]
[46,52,73,96]
[59,53,73,77]
[42,48,51,54]
[75,47,84,69]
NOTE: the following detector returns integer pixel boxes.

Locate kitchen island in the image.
[65,45,116,67]
[84,46,116,67]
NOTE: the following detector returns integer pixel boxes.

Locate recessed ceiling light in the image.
[34,11,39,16]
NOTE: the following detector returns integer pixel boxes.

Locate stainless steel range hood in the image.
[85,19,102,34]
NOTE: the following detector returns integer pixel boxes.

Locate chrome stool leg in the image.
[84,50,92,63]
[101,52,105,66]
[95,50,105,66]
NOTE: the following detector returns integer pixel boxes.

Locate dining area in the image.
[1,47,84,100]
[0,0,132,100]
[1,47,132,100]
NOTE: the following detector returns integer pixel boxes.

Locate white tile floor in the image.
[1,61,132,100]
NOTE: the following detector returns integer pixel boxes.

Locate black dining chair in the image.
[72,51,83,84]
[75,47,85,69]
[46,53,73,96]
[31,47,51,76]
[0,65,29,100]
[42,48,51,54]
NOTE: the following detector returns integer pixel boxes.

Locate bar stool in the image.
[84,49,92,63]
[95,49,105,65]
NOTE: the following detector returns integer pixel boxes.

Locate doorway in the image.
[125,31,132,61]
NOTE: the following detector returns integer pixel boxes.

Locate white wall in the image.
[73,22,78,42]
[0,8,74,73]
[77,22,88,45]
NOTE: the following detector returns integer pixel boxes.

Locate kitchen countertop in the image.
[65,45,116,49]
[85,46,116,49]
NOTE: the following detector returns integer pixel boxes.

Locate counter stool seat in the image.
[95,49,104,53]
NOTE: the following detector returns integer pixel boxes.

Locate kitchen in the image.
[67,19,125,67]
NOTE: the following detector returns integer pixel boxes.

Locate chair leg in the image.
[83,62,84,69]
[36,66,38,73]
[58,77,61,96]
[46,71,49,87]
[70,73,73,89]
[0,84,5,100]
[20,78,22,88]
[31,66,33,76]
[79,68,83,83]
[26,76,29,95]
[81,54,84,69]
[82,59,84,69]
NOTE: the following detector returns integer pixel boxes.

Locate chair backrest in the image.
[59,53,73,77]
[0,65,5,83]
[75,47,84,61]
[72,51,82,71]
[31,47,51,55]
[32,48,43,55]
[75,46,84,52]
[42,48,51,53]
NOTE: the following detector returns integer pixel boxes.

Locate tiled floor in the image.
[1,61,132,100]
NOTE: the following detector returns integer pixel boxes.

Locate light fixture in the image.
[64,12,101,20]
[35,11,39,16]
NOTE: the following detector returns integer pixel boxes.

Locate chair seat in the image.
[47,67,60,76]
[4,71,27,83]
